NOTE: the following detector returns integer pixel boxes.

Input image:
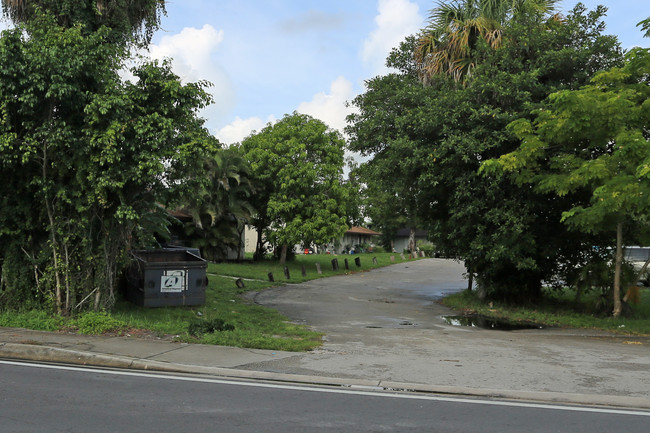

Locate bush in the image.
[74,311,126,335]
[187,318,235,336]
[419,243,435,258]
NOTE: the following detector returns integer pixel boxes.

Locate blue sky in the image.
[1,1,648,144]
[150,0,649,145]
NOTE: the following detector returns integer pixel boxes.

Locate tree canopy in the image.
[240,113,348,264]
[180,148,255,262]
[1,0,166,46]
[348,3,624,303]
[0,11,214,313]
[484,48,650,315]
[415,0,560,83]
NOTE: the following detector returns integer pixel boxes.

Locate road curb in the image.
[2,342,649,410]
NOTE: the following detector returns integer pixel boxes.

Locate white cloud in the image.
[297,76,358,135]
[216,115,277,146]
[279,10,345,33]
[216,76,357,147]
[147,24,236,130]
[0,17,12,32]
[362,0,422,75]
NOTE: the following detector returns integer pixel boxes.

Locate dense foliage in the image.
[240,113,348,264]
[180,148,255,262]
[1,0,166,46]
[415,0,560,83]
[348,3,627,303]
[0,12,215,313]
[484,48,650,315]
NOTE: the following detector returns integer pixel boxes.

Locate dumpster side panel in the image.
[126,249,207,307]
[140,262,206,307]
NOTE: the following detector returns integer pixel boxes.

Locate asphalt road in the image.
[2,361,649,433]
[248,259,650,398]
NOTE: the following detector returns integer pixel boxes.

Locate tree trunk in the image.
[254,226,265,261]
[63,241,71,315]
[408,227,416,253]
[236,223,245,261]
[279,244,288,265]
[467,272,473,292]
[613,221,624,318]
[42,144,63,315]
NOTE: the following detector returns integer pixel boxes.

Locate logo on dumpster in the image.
[161,270,186,292]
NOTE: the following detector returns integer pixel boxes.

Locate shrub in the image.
[187,318,235,336]
[419,242,435,257]
[74,311,126,335]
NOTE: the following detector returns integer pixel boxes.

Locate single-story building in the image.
[392,228,428,253]
[329,226,381,254]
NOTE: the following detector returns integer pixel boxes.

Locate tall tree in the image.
[240,113,348,264]
[348,4,622,302]
[181,148,255,262]
[0,12,214,313]
[415,0,559,83]
[1,0,166,46]
[484,48,650,316]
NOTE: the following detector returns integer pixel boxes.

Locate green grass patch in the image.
[114,252,423,350]
[0,252,423,351]
[73,311,127,335]
[211,252,413,283]
[442,287,650,335]
[0,309,67,331]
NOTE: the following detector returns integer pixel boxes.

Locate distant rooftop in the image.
[346,226,381,236]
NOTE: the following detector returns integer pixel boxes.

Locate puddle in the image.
[443,315,546,330]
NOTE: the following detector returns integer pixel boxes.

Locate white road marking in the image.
[1,359,649,417]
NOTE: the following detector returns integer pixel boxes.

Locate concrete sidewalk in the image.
[2,259,650,410]
[1,326,649,410]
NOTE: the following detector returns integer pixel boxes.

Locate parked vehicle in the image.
[625,247,650,286]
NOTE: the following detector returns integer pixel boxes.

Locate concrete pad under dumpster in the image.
[126,249,208,307]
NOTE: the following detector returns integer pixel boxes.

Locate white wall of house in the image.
[244,225,258,253]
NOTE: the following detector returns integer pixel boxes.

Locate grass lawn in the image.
[442,286,650,335]
[211,251,412,283]
[0,252,422,351]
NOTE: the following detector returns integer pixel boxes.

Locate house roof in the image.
[346,226,381,236]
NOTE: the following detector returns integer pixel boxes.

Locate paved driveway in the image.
[254,258,465,333]
[249,259,650,398]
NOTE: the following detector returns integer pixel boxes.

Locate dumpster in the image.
[125,248,208,307]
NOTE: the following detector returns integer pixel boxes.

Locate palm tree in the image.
[415,0,559,83]
[182,149,256,261]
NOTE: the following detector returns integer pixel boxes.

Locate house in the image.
[329,226,381,254]
[244,224,258,253]
[392,228,428,253]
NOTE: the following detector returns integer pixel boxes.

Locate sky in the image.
[1,1,648,146]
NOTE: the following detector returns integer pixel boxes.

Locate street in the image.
[1,360,648,432]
